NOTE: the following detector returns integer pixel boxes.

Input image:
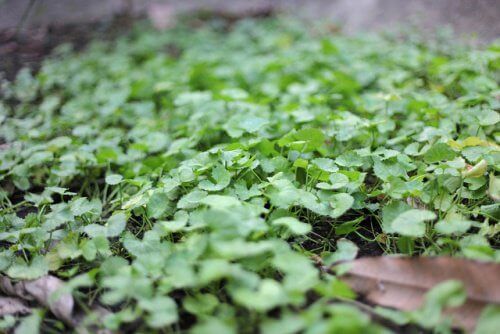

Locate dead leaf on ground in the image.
[21,275,75,325]
[1,274,74,325]
[339,256,500,332]
[1,274,112,333]
[0,296,31,316]
[147,3,175,30]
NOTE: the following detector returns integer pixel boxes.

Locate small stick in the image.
[15,0,38,38]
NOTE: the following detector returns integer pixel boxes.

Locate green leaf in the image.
[84,212,127,238]
[391,209,436,237]
[191,318,236,334]
[325,173,350,190]
[278,128,325,152]
[70,197,101,217]
[317,172,350,190]
[475,305,500,334]
[200,195,241,209]
[147,192,171,218]
[105,212,127,237]
[199,164,231,191]
[177,189,207,209]
[314,277,356,300]
[329,173,349,188]
[476,108,499,126]
[329,193,354,218]
[312,158,338,172]
[224,114,269,138]
[261,313,305,334]
[294,128,325,151]
[158,211,189,233]
[7,256,49,280]
[415,280,466,327]
[183,293,219,315]
[324,239,358,265]
[139,296,178,328]
[15,310,43,334]
[335,152,364,167]
[105,174,123,185]
[488,173,500,201]
[382,201,411,234]
[233,181,261,200]
[232,279,288,312]
[272,217,311,235]
[424,143,457,163]
[435,213,472,235]
[46,186,76,195]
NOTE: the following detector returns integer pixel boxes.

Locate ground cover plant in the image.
[0,17,499,333]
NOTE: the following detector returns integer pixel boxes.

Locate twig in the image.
[15,0,38,38]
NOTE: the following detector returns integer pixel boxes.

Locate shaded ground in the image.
[0,15,135,80]
[1,0,499,80]
[1,0,499,42]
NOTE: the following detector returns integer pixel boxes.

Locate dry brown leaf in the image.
[0,297,31,316]
[1,274,111,332]
[340,256,500,332]
[147,3,175,30]
[1,275,74,325]
[0,275,17,295]
[20,275,75,325]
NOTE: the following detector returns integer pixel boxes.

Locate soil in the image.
[0,14,135,81]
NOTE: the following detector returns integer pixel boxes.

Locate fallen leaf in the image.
[339,256,500,332]
[1,274,111,332]
[463,159,488,178]
[147,3,175,30]
[20,275,74,325]
[0,275,18,296]
[0,297,31,316]
[1,275,75,325]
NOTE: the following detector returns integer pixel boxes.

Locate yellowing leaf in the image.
[463,159,488,178]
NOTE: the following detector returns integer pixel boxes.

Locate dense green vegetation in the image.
[0,18,499,333]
